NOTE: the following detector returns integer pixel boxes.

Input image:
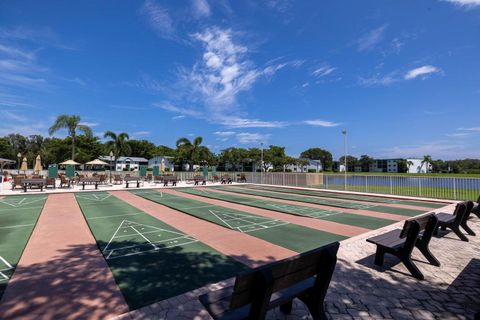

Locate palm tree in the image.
[421,155,432,173]
[104,131,131,168]
[48,114,92,161]
[406,160,414,173]
[176,136,203,171]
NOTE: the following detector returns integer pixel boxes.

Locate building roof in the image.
[99,156,149,162]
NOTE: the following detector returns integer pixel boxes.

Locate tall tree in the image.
[421,155,433,173]
[48,115,92,160]
[104,131,131,166]
[176,136,203,171]
[300,148,333,171]
[358,155,374,172]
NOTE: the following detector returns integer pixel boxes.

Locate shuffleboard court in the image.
[212,186,428,217]
[178,188,394,229]
[75,192,246,310]
[238,184,447,209]
[131,190,346,252]
[0,195,47,299]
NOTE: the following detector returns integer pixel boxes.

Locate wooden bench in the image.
[163,176,177,187]
[199,242,339,320]
[124,176,142,188]
[435,202,469,242]
[79,177,101,190]
[11,175,26,190]
[367,214,439,280]
[20,178,46,192]
[221,175,232,184]
[192,175,206,186]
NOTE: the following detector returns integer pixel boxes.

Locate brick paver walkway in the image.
[113,203,480,320]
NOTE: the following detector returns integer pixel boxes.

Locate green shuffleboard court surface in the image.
[239,184,446,209]
[0,195,47,299]
[75,192,246,310]
[178,188,394,230]
[213,186,427,217]
[131,190,346,253]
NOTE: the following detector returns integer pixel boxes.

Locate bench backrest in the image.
[399,213,437,250]
[452,202,468,225]
[229,242,339,317]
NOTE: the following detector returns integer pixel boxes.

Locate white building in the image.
[285,159,322,172]
[100,156,148,171]
[148,156,175,172]
[369,158,431,173]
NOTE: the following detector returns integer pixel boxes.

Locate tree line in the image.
[1,114,479,173]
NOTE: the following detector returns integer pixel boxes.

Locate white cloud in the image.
[357,25,387,52]
[214,131,236,136]
[311,65,336,77]
[139,0,175,39]
[222,116,288,128]
[358,72,398,87]
[236,132,270,144]
[442,0,480,7]
[0,44,35,60]
[154,102,203,118]
[304,119,341,127]
[182,27,259,108]
[458,127,480,131]
[132,130,151,136]
[192,0,211,18]
[79,122,99,127]
[404,65,441,80]
[0,110,28,122]
[172,115,186,120]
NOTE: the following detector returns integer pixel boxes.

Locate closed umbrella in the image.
[20,157,28,172]
[34,155,42,173]
[160,158,165,173]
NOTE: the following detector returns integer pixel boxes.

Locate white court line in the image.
[0,197,46,208]
[77,193,112,202]
[131,225,159,250]
[0,256,13,269]
[103,220,126,254]
[104,235,195,252]
[0,223,35,229]
[106,239,199,260]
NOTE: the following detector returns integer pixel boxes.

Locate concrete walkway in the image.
[0,193,129,320]
[113,203,480,320]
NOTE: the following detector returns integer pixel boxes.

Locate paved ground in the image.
[113,202,480,320]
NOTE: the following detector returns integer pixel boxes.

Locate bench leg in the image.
[304,299,327,320]
[451,226,469,242]
[417,245,441,267]
[461,220,476,236]
[402,256,424,280]
[279,300,293,314]
[374,247,386,266]
[441,225,447,231]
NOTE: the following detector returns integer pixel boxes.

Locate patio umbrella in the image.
[59,159,81,165]
[20,157,28,172]
[160,158,165,173]
[34,154,42,173]
[86,159,108,166]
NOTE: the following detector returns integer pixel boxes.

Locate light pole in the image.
[342,129,347,191]
[17,152,21,174]
[109,150,113,184]
[260,142,264,184]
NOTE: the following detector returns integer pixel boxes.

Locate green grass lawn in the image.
[323,172,480,178]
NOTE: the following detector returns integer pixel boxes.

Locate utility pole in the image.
[260,142,264,184]
[342,129,347,191]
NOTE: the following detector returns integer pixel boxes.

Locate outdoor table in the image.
[124,176,142,188]
[21,178,46,192]
[79,177,101,190]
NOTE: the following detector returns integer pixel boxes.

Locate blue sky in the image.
[1,0,479,160]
